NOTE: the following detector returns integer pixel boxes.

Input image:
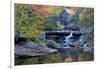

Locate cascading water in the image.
[59,31,81,61]
[63,32,73,47]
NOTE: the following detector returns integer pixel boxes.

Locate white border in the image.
[11,0,96,69]
[12,0,95,8]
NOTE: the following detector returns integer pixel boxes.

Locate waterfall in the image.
[63,32,73,47]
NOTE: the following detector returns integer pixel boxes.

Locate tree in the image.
[15,4,53,38]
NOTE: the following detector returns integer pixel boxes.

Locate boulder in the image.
[46,40,63,49]
[63,24,80,31]
[15,42,57,57]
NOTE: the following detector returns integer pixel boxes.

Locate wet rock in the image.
[46,40,62,49]
[83,43,92,53]
[69,41,80,47]
[15,42,58,57]
[72,31,82,37]
[63,24,80,31]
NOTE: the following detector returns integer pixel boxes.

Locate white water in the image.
[63,32,73,47]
